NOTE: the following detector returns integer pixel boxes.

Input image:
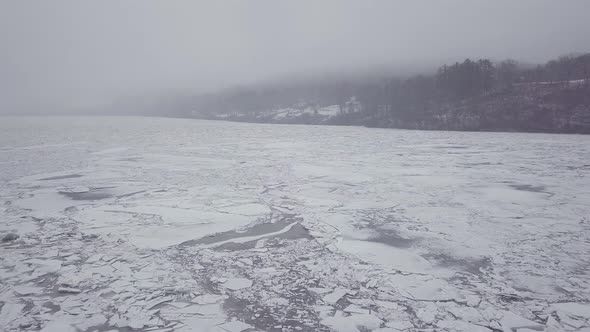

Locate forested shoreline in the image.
[187,53,590,134]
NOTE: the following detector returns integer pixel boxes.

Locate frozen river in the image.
[1,116,589,331]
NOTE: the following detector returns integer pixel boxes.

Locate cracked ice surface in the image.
[1,116,590,331]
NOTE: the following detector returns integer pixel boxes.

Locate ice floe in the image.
[1,117,590,331]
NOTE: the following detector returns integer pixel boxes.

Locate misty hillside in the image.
[189,53,590,134]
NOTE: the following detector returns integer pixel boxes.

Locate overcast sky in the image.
[1,0,589,113]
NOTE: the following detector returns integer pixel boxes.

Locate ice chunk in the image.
[416,302,437,325]
[266,297,289,306]
[74,314,108,330]
[223,278,252,290]
[161,303,224,319]
[217,320,253,332]
[499,311,543,332]
[321,311,383,332]
[58,287,82,294]
[146,296,174,309]
[406,279,457,301]
[550,302,590,319]
[217,203,270,216]
[177,316,226,332]
[309,287,332,294]
[25,258,62,270]
[344,304,370,314]
[13,285,43,295]
[0,303,25,325]
[544,315,563,332]
[375,301,401,311]
[446,305,485,323]
[365,279,378,288]
[40,321,77,332]
[556,311,585,329]
[323,288,349,304]
[86,254,102,263]
[191,294,227,305]
[385,321,414,330]
[437,319,492,332]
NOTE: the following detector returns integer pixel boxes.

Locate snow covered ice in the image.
[1,116,590,331]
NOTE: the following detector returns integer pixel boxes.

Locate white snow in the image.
[39,321,77,332]
[323,289,349,304]
[344,304,370,314]
[222,278,253,290]
[499,311,544,332]
[0,303,25,326]
[12,285,43,295]
[216,320,253,332]
[321,311,383,332]
[550,302,590,318]
[1,116,590,331]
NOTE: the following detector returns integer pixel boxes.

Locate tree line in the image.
[190,53,590,121]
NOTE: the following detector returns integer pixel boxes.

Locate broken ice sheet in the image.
[222,278,253,291]
[499,311,544,332]
[216,320,253,332]
[191,294,227,304]
[160,303,225,320]
[13,285,43,295]
[58,287,82,294]
[3,118,590,332]
[550,302,590,319]
[0,303,25,326]
[39,321,77,332]
[344,304,370,314]
[321,311,383,332]
[323,288,349,304]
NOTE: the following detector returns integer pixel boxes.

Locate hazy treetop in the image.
[1,0,589,113]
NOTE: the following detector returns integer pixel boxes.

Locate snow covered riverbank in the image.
[1,116,589,331]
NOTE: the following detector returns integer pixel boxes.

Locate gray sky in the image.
[1,0,589,113]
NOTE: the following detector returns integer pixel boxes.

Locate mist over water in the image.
[2,3,590,330]
[1,0,590,114]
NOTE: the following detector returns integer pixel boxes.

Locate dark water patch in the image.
[276,223,313,241]
[509,184,547,193]
[39,174,83,181]
[59,190,113,201]
[214,223,313,251]
[366,229,415,248]
[41,301,61,314]
[180,215,300,247]
[215,241,257,251]
[424,253,491,275]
